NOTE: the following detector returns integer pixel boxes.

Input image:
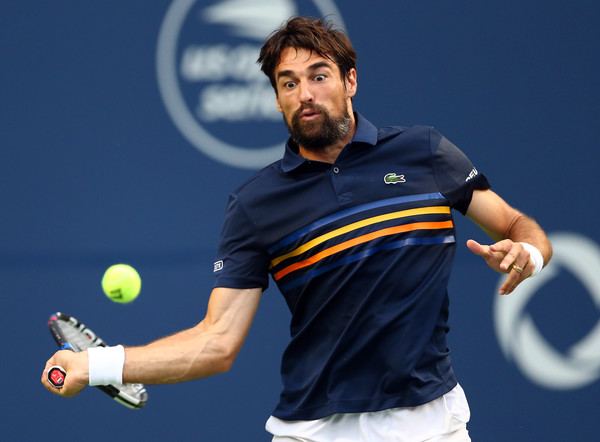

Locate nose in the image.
[298,82,314,103]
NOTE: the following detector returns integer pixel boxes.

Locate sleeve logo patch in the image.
[466,168,479,181]
[213,260,224,272]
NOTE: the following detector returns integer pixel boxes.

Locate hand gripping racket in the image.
[47,312,148,409]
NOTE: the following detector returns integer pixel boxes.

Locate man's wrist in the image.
[87,345,125,386]
[520,242,544,276]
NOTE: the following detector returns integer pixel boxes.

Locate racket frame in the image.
[48,312,148,409]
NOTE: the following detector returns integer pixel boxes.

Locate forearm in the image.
[467,189,552,267]
[501,213,552,266]
[123,321,234,385]
[122,287,262,385]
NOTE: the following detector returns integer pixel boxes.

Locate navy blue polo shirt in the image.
[213,113,490,420]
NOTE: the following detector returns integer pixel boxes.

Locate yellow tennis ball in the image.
[102,264,141,303]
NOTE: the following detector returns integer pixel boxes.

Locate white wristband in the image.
[520,242,544,276]
[88,345,125,386]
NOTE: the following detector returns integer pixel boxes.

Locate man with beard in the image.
[42,17,552,441]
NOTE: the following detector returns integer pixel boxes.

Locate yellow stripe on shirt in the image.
[269,206,451,269]
[273,220,454,281]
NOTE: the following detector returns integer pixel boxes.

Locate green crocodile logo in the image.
[384,173,406,184]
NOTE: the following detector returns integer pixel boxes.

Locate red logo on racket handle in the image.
[48,366,66,388]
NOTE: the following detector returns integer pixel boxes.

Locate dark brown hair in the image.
[257,17,357,92]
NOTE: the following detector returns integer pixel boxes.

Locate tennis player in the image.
[43,17,552,441]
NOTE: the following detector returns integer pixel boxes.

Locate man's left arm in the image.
[465,188,552,295]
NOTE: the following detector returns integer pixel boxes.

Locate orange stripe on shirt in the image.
[273,220,454,281]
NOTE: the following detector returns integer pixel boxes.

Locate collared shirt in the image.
[214,113,490,420]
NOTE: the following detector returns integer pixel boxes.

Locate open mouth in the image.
[299,108,321,120]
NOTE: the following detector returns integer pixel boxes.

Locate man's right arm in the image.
[41,287,262,396]
[125,287,262,384]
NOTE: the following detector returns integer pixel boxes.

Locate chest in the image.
[249,144,442,250]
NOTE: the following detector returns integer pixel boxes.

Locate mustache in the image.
[293,103,326,120]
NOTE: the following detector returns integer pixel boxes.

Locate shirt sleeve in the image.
[213,193,270,290]
[430,128,490,215]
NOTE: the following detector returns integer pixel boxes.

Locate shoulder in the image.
[373,124,438,152]
[230,160,284,197]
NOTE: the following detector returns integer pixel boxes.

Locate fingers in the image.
[489,239,525,272]
[41,350,88,398]
[497,263,528,295]
[467,238,533,295]
[492,241,532,276]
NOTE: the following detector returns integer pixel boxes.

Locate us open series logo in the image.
[494,232,600,390]
[156,0,346,169]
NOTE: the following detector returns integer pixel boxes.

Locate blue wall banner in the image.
[3,1,599,441]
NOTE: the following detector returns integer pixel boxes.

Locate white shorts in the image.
[266,384,471,442]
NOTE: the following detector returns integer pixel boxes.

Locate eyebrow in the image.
[276,61,333,81]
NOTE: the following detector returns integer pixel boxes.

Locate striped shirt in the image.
[213,113,490,420]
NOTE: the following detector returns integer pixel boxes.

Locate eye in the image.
[283,81,297,89]
[314,74,326,82]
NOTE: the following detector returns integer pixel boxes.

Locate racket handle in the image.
[47,365,66,388]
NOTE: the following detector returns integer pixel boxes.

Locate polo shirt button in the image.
[333,167,340,173]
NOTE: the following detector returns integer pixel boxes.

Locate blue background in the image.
[2,1,599,440]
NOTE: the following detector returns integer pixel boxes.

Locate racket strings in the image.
[57,321,99,351]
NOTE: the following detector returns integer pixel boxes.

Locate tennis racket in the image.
[47,312,148,409]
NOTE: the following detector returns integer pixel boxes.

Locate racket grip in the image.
[47,365,67,388]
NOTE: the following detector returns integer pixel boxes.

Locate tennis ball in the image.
[102,264,141,303]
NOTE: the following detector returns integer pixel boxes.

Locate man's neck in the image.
[298,143,345,164]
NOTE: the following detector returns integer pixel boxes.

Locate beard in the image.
[284,102,352,153]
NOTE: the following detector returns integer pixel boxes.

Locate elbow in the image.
[212,350,236,375]
[206,338,241,375]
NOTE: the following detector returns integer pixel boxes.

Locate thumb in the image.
[466,239,486,256]
[467,239,493,260]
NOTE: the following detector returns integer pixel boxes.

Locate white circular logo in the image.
[156,0,346,169]
[494,232,600,389]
